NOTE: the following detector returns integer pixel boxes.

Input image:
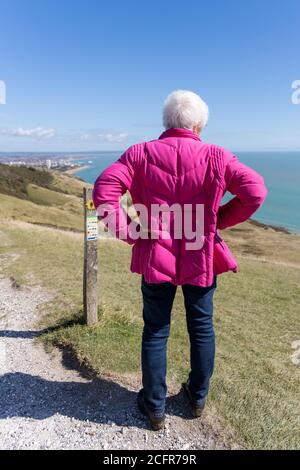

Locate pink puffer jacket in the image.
[93,128,267,286]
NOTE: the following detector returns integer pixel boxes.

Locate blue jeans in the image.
[141,275,217,414]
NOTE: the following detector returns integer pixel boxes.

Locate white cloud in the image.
[0,127,56,140]
[98,132,128,143]
[80,131,129,143]
[0,126,129,146]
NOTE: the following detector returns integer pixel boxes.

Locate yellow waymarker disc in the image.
[86,199,95,210]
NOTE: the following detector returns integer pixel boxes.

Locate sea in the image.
[73,151,300,234]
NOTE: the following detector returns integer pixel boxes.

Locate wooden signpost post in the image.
[83,187,98,325]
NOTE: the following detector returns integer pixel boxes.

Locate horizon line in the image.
[1,149,300,155]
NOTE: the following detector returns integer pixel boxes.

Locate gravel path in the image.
[0,276,239,450]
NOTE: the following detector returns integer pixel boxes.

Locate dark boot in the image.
[137,389,166,431]
[182,382,206,418]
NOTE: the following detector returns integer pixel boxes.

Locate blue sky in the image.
[0,0,300,152]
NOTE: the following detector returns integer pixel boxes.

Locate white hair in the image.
[163,90,209,131]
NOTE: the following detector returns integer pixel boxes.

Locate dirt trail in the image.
[0,273,240,450]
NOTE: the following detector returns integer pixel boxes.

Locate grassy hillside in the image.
[0,165,299,449]
[0,164,88,230]
[0,164,53,199]
[0,163,87,199]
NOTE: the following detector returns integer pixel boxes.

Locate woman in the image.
[92,90,267,430]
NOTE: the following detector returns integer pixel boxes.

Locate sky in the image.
[0,0,300,152]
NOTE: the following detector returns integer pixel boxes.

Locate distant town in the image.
[0,152,96,171]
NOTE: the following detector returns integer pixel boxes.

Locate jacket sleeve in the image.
[92,145,140,244]
[217,151,267,230]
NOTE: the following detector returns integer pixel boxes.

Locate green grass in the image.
[48,170,89,198]
[1,217,299,449]
[0,163,88,200]
[0,193,83,231]
[0,165,88,231]
[0,164,53,199]
[26,183,74,206]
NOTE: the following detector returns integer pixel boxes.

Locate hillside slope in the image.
[0,164,89,231]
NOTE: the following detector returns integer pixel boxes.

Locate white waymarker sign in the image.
[86,215,98,241]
